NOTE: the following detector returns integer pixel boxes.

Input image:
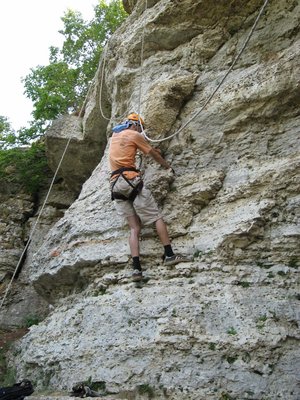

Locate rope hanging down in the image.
[99,43,111,122]
[0,138,72,310]
[141,0,270,143]
[99,42,140,124]
[137,0,148,119]
[99,0,149,127]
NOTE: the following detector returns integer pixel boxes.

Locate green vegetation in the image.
[257,314,267,322]
[0,348,16,386]
[256,261,272,269]
[0,141,49,194]
[0,329,27,387]
[0,1,126,194]
[220,392,235,400]
[193,249,203,258]
[288,257,298,269]
[23,314,41,328]
[277,270,288,277]
[236,281,251,288]
[227,327,237,336]
[137,384,155,398]
[269,310,279,322]
[23,0,126,131]
[256,314,267,330]
[209,342,216,350]
[92,286,107,296]
[86,377,106,392]
[226,355,238,364]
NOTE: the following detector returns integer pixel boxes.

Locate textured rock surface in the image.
[45,64,111,193]
[0,190,34,281]
[0,182,76,327]
[4,0,300,399]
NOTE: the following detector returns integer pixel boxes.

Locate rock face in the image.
[0,189,34,282]
[0,182,76,328]
[6,0,300,399]
[45,57,111,193]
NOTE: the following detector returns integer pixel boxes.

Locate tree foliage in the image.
[23,0,127,133]
[0,1,127,194]
[0,116,16,149]
[0,142,50,194]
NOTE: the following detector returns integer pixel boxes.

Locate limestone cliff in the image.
[1,0,300,399]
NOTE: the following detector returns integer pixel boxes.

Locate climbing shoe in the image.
[132,269,143,282]
[163,254,191,266]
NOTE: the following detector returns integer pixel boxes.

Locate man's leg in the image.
[155,217,191,265]
[155,217,171,246]
[155,217,176,258]
[127,214,141,257]
[127,214,143,281]
[135,188,189,265]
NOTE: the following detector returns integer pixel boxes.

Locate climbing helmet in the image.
[127,113,144,126]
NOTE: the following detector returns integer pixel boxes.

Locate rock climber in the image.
[109,113,188,282]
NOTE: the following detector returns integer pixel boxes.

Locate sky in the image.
[0,0,99,130]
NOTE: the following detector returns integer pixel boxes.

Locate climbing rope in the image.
[99,42,140,125]
[99,43,111,122]
[137,0,148,123]
[0,138,72,310]
[141,0,270,143]
[99,0,148,128]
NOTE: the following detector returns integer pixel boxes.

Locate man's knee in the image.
[130,225,141,237]
[127,215,141,236]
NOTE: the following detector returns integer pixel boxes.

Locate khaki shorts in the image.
[112,176,162,225]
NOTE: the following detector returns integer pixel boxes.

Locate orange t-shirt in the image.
[109,129,152,179]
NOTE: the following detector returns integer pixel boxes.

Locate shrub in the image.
[0,142,50,194]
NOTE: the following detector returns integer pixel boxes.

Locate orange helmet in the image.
[127,113,144,126]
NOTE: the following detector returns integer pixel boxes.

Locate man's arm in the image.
[148,148,172,170]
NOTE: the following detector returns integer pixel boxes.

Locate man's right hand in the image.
[149,148,171,170]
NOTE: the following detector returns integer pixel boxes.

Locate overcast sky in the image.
[0,0,100,130]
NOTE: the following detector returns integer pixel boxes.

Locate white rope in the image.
[142,0,270,143]
[0,137,72,310]
[137,0,148,119]
[99,43,111,121]
[99,44,139,124]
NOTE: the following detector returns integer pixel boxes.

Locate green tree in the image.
[23,62,79,122]
[0,116,16,149]
[0,142,50,194]
[0,115,49,193]
[0,1,126,194]
[22,0,126,136]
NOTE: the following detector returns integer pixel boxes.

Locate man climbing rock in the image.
[109,113,189,282]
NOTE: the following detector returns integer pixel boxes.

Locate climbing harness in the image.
[110,167,143,201]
